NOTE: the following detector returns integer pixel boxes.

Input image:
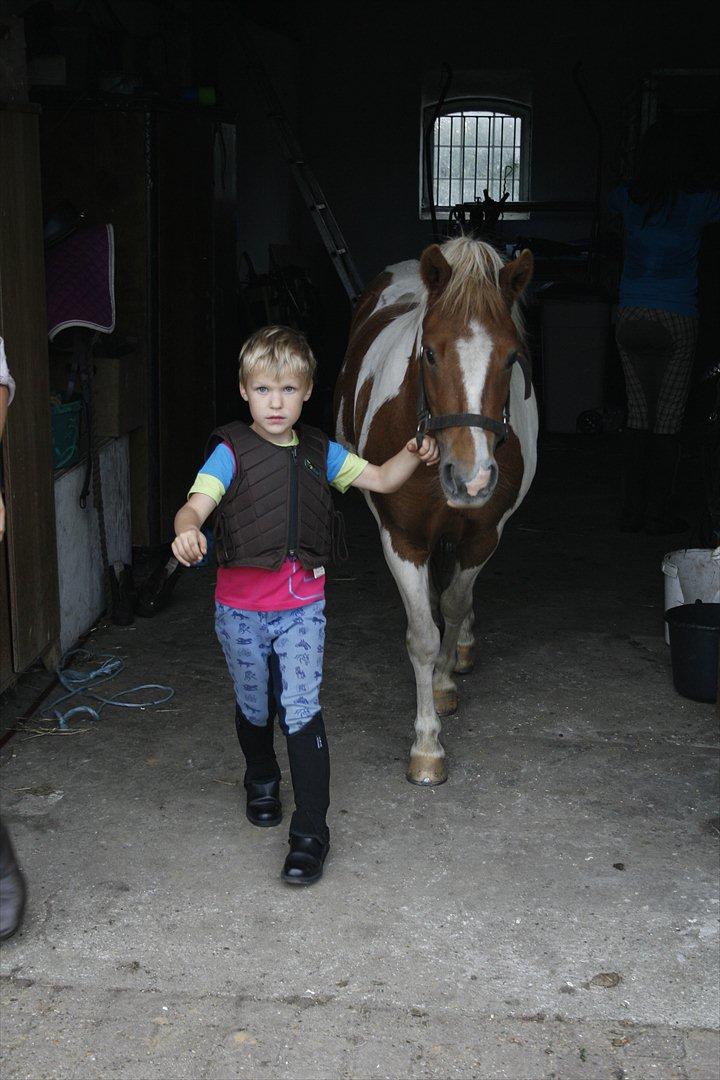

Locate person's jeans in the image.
[215,600,325,736]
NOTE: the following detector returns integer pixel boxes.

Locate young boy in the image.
[172,326,438,885]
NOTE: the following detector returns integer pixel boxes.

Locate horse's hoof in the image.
[406,753,448,786]
[433,689,458,716]
[454,645,475,674]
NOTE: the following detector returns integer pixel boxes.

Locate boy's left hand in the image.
[406,434,439,465]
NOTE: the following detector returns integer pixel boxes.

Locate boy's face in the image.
[239,367,312,445]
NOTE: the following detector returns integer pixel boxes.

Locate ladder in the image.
[231,14,364,306]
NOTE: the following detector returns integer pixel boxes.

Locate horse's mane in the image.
[435,236,517,333]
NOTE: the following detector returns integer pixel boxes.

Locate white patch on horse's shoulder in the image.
[497,363,538,533]
[386,259,421,283]
[334,400,349,446]
[357,301,425,454]
[372,261,424,315]
[347,261,426,455]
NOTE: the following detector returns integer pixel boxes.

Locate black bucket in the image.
[665,602,720,703]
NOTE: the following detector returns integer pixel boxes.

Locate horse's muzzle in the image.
[441,460,498,507]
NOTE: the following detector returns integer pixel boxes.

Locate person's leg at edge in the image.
[271,600,330,885]
[644,432,685,534]
[619,426,650,531]
[645,314,698,535]
[0,821,26,941]
[215,603,282,827]
[615,311,657,532]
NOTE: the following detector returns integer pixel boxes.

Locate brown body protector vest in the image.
[209,421,333,571]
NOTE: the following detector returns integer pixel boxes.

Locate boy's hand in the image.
[406,434,439,466]
[172,527,207,567]
[352,434,440,494]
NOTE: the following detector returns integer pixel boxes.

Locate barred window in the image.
[422,99,531,215]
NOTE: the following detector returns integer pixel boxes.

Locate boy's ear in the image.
[303,381,313,402]
[239,381,248,401]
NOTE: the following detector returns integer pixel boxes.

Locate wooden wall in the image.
[0,106,59,686]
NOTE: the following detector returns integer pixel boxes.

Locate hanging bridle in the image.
[415,345,532,450]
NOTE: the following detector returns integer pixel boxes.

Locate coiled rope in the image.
[48,649,174,728]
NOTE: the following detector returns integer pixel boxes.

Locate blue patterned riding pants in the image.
[215,600,325,736]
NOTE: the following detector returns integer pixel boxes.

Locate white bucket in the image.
[661,547,720,644]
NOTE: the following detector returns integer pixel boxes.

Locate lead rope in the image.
[48,649,174,728]
[331,508,349,564]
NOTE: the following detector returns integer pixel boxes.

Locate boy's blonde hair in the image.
[238,326,316,386]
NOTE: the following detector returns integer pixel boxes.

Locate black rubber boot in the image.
[645,434,687,535]
[235,704,282,827]
[282,712,330,885]
[0,823,27,941]
[619,428,650,532]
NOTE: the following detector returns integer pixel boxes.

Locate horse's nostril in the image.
[442,462,456,494]
[442,463,467,497]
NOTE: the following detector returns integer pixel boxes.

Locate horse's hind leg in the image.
[454,609,476,673]
[378,528,446,785]
[432,564,481,715]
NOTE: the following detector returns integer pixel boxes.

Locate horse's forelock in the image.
[434,236,515,333]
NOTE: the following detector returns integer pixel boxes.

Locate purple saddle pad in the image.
[46,223,116,341]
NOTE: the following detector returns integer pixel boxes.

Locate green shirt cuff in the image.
[188,473,225,506]
[331,453,368,493]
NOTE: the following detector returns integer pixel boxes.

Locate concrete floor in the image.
[1,434,719,1080]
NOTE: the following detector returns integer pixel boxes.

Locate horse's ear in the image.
[499,249,533,305]
[420,244,452,298]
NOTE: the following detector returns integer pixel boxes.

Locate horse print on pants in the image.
[215,600,326,735]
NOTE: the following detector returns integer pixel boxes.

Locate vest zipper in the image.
[288,445,298,559]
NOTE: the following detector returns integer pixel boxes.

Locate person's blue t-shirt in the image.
[608,184,720,316]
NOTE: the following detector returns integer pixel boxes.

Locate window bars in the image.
[431,109,524,210]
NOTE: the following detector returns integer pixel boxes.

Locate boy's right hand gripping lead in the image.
[406,434,439,466]
[172,526,207,567]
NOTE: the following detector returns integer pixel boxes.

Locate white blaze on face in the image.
[455,321,495,494]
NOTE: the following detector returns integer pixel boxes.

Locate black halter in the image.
[415,345,532,450]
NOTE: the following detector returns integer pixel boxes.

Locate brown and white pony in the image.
[334,237,537,785]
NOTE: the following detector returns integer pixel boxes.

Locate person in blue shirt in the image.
[608,118,720,533]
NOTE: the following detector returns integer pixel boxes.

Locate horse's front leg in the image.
[432,564,481,715]
[379,528,446,785]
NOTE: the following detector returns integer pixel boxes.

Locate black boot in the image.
[619,428,650,531]
[644,434,687,534]
[0,823,27,941]
[282,712,330,885]
[235,704,282,828]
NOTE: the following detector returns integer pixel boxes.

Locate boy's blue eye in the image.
[284,386,297,394]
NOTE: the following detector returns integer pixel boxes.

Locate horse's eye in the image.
[425,348,436,365]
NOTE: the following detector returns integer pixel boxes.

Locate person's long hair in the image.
[629,117,704,224]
